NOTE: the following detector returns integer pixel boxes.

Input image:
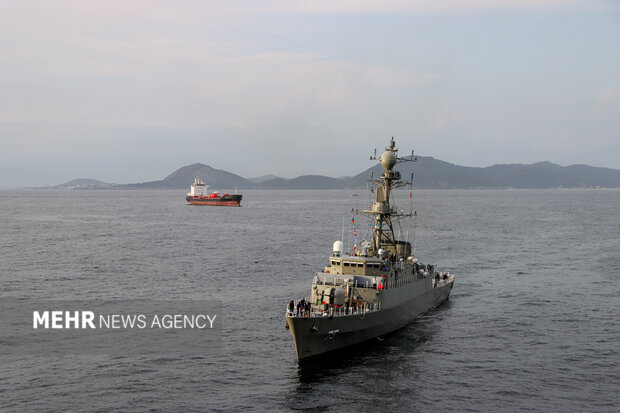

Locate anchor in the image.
[311,321,319,332]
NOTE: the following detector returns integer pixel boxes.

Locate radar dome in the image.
[332,240,344,256]
[380,151,397,170]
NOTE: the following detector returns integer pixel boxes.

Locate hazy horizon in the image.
[4,155,619,190]
[2,1,619,187]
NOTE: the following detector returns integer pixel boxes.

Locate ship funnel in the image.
[332,240,344,256]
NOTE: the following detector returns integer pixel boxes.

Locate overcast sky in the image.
[1,0,619,187]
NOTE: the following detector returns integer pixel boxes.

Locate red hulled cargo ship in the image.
[186,177,242,206]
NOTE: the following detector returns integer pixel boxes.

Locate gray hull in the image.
[286,278,454,360]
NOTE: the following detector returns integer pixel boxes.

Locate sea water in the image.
[1,189,618,411]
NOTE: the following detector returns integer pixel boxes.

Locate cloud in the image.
[1,15,437,133]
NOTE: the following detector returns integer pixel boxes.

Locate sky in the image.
[1,0,619,187]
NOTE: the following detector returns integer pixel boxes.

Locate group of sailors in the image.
[434,272,449,286]
[288,299,376,318]
[288,298,311,317]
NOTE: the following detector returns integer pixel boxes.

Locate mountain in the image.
[248,174,284,183]
[256,175,344,189]
[56,178,114,189]
[120,163,253,189]
[343,156,481,189]
[61,178,107,186]
[57,158,620,190]
[345,157,620,189]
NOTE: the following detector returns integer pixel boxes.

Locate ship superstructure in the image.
[285,138,454,360]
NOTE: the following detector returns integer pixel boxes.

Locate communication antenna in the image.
[368,171,374,207]
[413,211,418,256]
[406,174,414,252]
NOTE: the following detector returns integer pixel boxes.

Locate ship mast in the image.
[364,137,415,258]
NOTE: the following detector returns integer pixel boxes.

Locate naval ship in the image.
[186,177,242,206]
[285,138,455,360]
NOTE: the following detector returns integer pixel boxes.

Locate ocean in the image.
[1,189,619,412]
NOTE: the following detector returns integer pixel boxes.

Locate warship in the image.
[186,177,242,206]
[285,138,455,360]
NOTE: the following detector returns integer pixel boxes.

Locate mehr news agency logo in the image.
[33,310,217,330]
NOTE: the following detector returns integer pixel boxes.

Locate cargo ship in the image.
[186,177,242,206]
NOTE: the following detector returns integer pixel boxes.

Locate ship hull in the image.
[286,279,454,360]
[186,194,242,206]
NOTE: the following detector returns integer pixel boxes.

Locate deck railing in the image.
[286,300,381,318]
